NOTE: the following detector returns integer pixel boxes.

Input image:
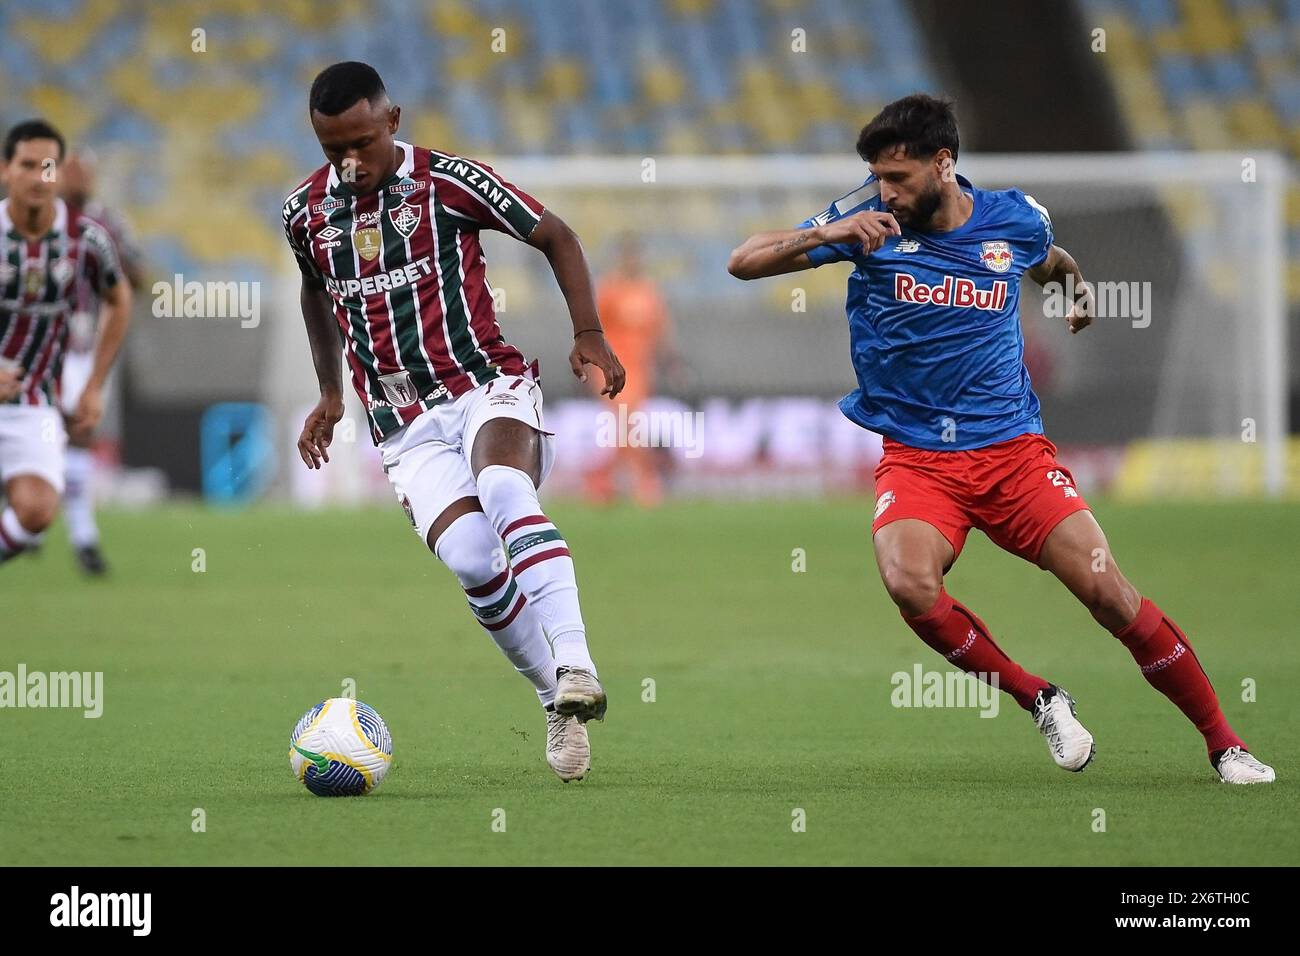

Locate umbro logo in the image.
[317,226,343,241]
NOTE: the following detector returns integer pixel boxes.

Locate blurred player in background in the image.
[283,63,625,782]
[58,147,145,575]
[729,94,1274,784]
[0,121,132,569]
[588,233,677,506]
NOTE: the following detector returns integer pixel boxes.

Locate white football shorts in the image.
[0,404,67,493]
[378,368,555,546]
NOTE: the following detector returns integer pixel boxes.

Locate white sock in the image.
[0,506,44,564]
[64,447,100,548]
[476,464,596,675]
[435,510,556,707]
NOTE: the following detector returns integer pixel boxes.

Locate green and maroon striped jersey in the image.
[282,141,546,442]
[67,199,141,354]
[0,198,121,407]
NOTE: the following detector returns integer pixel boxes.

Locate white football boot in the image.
[554,666,607,723]
[1214,746,1276,784]
[545,708,590,783]
[1032,685,1096,772]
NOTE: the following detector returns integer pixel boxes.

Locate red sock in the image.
[1111,598,1243,756]
[903,589,1050,711]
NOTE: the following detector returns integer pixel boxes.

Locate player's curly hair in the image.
[309,61,387,116]
[3,119,65,162]
[856,94,959,163]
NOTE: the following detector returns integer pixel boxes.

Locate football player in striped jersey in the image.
[0,120,132,569]
[58,147,146,576]
[283,62,624,782]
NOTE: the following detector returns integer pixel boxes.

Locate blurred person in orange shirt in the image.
[589,234,677,506]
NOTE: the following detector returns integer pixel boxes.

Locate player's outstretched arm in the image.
[527,210,626,399]
[1026,244,1094,335]
[727,210,900,280]
[297,278,345,469]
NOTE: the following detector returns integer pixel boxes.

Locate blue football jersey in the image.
[799,173,1054,450]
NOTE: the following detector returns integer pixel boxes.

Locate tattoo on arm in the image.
[771,231,814,255]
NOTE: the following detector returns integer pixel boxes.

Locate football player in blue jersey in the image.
[729,94,1272,784]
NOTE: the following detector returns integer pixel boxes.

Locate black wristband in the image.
[574,329,603,339]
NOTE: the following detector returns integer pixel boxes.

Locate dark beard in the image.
[897,183,944,230]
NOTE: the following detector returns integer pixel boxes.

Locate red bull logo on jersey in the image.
[894,272,1008,312]
[979,241,1013,273]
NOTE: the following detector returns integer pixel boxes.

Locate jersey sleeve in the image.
[100,206,144,281]
[430,155,546,240]
[1017,190,1054,269]
[79,221,121,296]
[796,177,882,267]
[281,191,324,288]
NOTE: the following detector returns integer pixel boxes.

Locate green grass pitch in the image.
[2,498,1296,865]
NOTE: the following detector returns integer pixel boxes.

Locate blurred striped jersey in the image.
[0,198,120,406]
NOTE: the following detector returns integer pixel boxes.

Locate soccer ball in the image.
[289,698,393,796]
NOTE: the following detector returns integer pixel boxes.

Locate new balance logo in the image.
[1047,469,1079,498]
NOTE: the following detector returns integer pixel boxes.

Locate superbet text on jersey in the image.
[282,141,545,442]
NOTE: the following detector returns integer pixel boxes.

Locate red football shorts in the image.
[871,432,1091,565]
